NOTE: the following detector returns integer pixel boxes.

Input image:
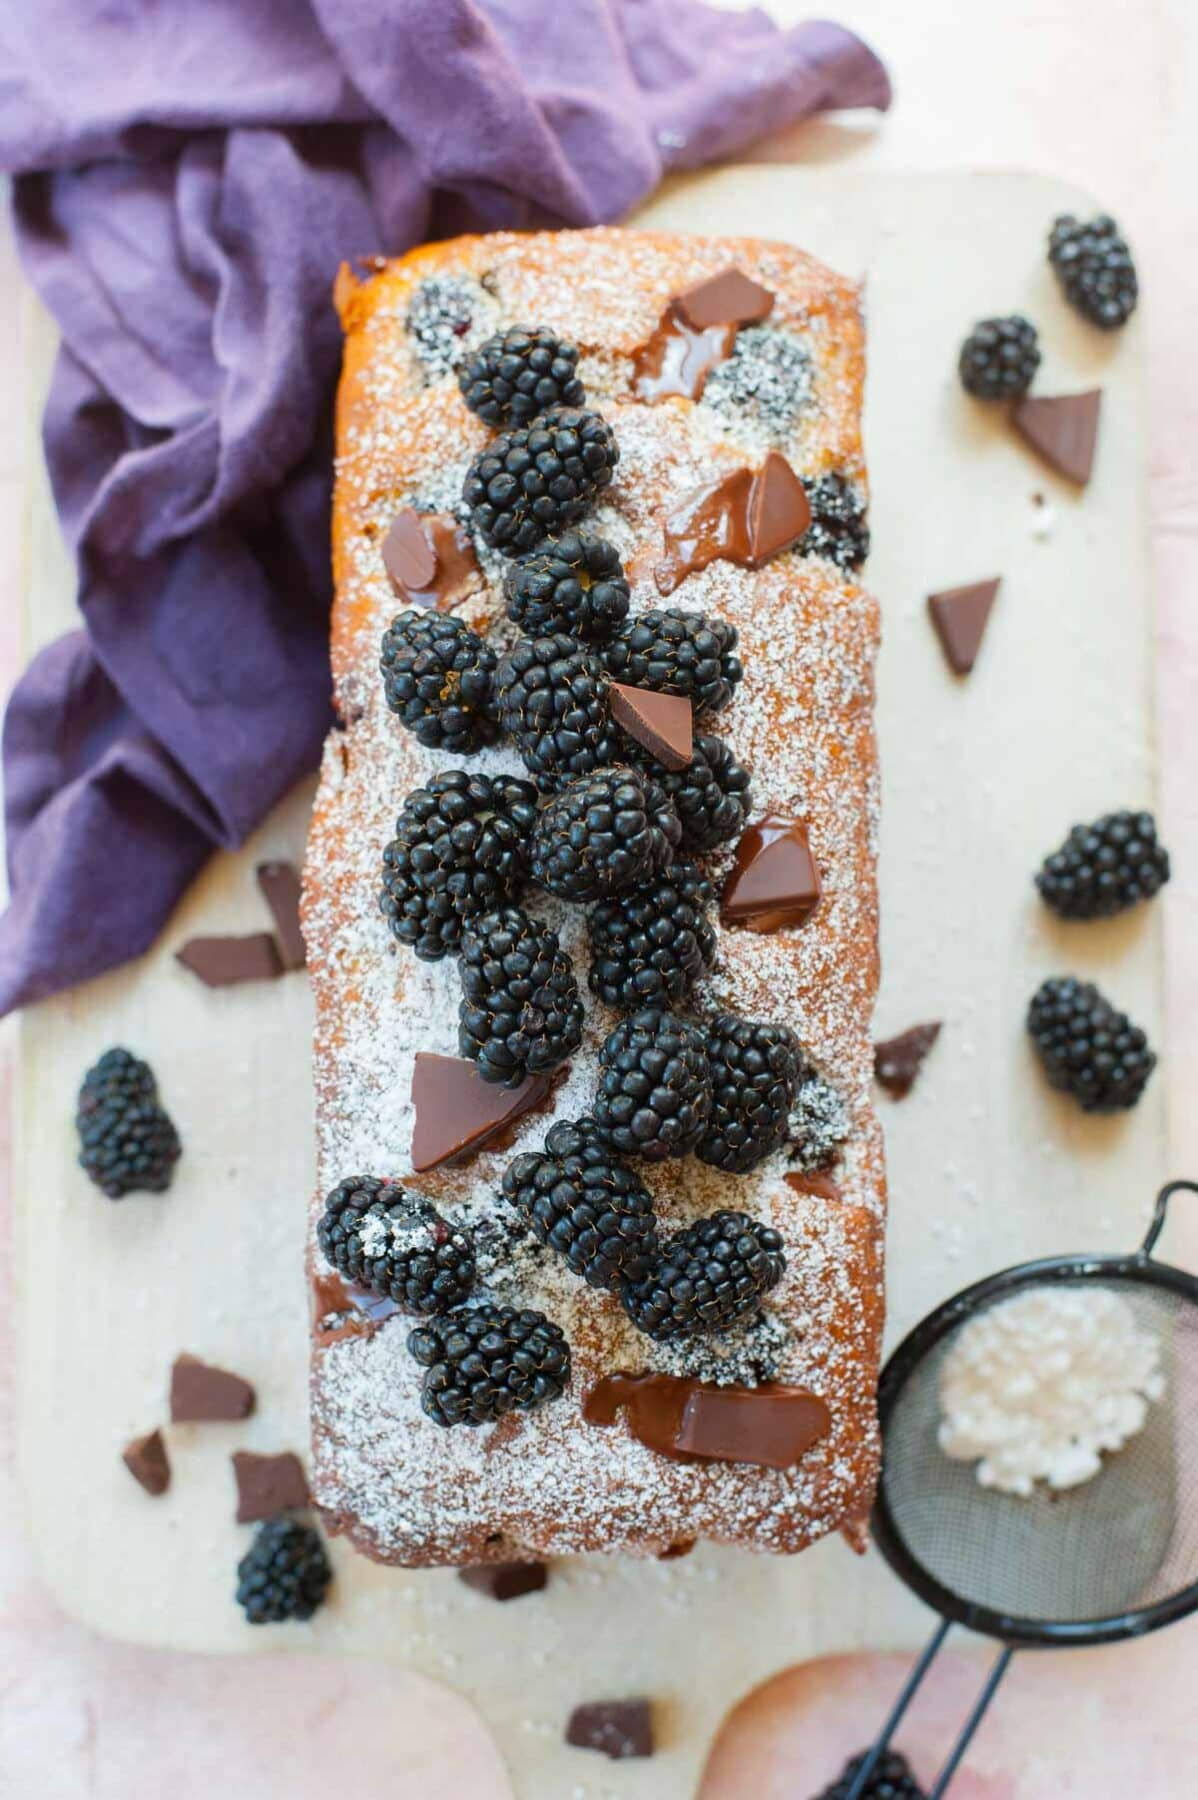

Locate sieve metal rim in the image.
[871,1224,1198,1649]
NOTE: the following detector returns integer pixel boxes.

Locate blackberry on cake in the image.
[1027,976,1156,1112]
[317,1176,475,1315]
[236,1518,332,1625]
[1035,809,1169,919]
[505,531,630,642]
[379,610,498,754]
[697,1013,802,1173]
[378,770,537,960]
[462,405,619,552]
[587,861,715,1008]
[503,1117,659,1289]
[529,765,680,903]
[629,732,752,852]
[621,1208,786,1341]
[408,1303,571,1426]
[458,906,584,1086]
[405,274,495,378]
[76,1046,181,1200]
[1048,213,1138,329]
[495,633,619,791]
[459,325,585,426]
[790,1070,851,1172]
[957,314,1041,399]
[702,325,812,440]
[816,1748,926,1800]
[798,472,870,572]
[601,608,742,717]
[592,1007,712,1160]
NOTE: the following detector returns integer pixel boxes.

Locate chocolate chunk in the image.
[785,1170,843,1203]
[255,861,306,970]
[122,1429,170,1497]
[927,579,1000,675]
[382,506,437,594]
[633,307,736,403]
[676,267,774,332]
[583,1372,831,1469]
[749,450,812,562]
[232,1450,310,1523]
[410,1053,552,1173]
[176,934,283,987]
[874,1022,942,1098]
[565,1699,654,1761]
[721,814,822,932]
[609,682,693,771]
[170,1354,256,1423]
[458,1561,548,1602]
[1012,389,1101,485]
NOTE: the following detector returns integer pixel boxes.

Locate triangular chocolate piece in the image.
[122,1429,170,1496]
[1011,390,1101,486]
[176,934,284,986]
[927,579,1000,675]
[676,267,775,332]
[382,507,437,593]
[609,682,693,770]
[410,1053,551,1173]
[170,1354,256,1423]
[721,814,822,932]
[232,1450,310,1523]
[875,1021,942,1098]
[748,451,812,564]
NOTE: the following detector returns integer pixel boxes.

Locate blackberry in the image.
[1035,809,1169,920]
[408,1303,571,1427]
[621,1208,785,1341]
[702,325,812,440]
[798,473,871,573]
[816,1748,925,1800]
[379,610,498,754]
[317,1176,475,1315]
[505,531,630,642]
[1049,213,1138,329]
[495,633,619,791]
[790,1071,850,1172]
[405,274,496,379]
[628,732,752,853]
[601,608,741,718]
[697,1014,802,1173]
[459,325,585,427]
[462,405,619,552]
[458,907,584,1086]
[958,314,1041,400]
[1027,976,1156,1113]
[587,862,715,1009]
[236,1518,332,1625]
[379,770,538,960]
[529,766,680,903]
[75,1047,181,1200]
[592,1007,712,1161]
[503,1117,658,1289]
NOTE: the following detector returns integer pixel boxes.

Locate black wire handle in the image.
[1139,1179,1198,1258]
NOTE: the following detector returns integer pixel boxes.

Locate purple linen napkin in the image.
[0,0,888,1011]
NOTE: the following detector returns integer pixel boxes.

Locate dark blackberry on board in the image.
[505,531,630,642]
[587,861,715,1009]
[458,325,585,427]
[1035,810,1169,920]
[458,906,584,1086]
[379,610,498,754]
[503,1117,658,1290]
[1027,976,1156,1112]
[75,1047,181,1200]
[591,1007,712,1161]
[407,1303,571,1427]
[957,314,1041,399]
[620,1208,786,1341]
[317,1176,475,1315]
[528,765,680,903]
[236,1518,332,1625]
[1048,213,1138,329]
[495,633,619,792]
[696,1013,803,1173]
[601,608,742,717]
[462,405,619,552]
[815,1748,926,1800]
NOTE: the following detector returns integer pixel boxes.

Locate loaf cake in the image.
[303,225,885,1566]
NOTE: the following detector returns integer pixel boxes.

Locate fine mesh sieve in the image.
[845,1180,1198,1800]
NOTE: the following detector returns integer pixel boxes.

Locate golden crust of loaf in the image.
[304,226,884,1566]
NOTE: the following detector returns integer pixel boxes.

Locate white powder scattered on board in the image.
[938,1285,1165,1497]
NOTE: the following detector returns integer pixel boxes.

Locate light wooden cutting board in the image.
[15,170,1187,1800]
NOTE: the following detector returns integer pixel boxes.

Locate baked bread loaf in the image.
[303,226,884,1566]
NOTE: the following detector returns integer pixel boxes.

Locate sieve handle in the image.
[1139,1179,1198,1257]
[843,1626,1014,1800]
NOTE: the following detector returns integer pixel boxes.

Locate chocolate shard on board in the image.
[381,506,437,593]
[1011,389,1102,486]
[874,1022,942,1099]
[170,1354,256,1423]
[458,1561,548,1602]
[608,682,693,771]
[255,861,306,970]
[410,1053,552,1173]
[927,578,1000,676]
[176,933,283,987]
[122,1428,170,1497]
[749,450,812,562]
[721,814,822,932]
[232,1450,310,1523]
[565,1699,654,1761]
[675,266,775,332]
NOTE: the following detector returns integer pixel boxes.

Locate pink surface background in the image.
[4,2,1198,1793]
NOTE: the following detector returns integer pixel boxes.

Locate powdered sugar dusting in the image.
[306,227,884,1563]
